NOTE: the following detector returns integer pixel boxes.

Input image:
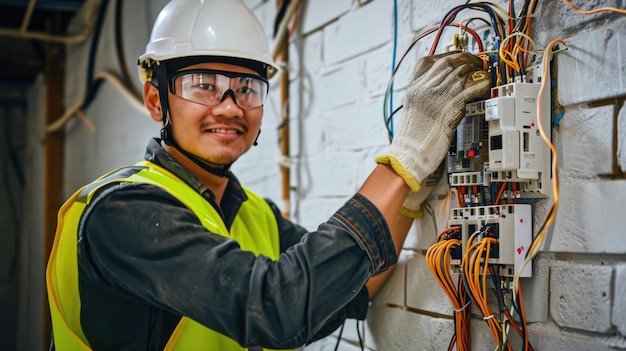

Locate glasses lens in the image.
[174,71,268,109]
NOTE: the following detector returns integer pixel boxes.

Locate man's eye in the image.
[239,86,255,94]
[197,83,215,90]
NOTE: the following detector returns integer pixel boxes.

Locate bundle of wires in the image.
[383,0,541,141]
[461,227,510,349]
[425,227,470,351]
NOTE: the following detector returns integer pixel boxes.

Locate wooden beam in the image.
[43,40,63,351]
[277,0,290,219]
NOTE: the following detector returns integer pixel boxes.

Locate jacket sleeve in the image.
[264,198,370,344]
[79,182,396,349]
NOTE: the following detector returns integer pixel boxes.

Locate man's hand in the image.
[376,52,491,191]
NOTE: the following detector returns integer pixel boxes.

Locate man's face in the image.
[167,62,265,166]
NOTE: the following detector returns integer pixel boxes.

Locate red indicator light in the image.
[468,149,476,158]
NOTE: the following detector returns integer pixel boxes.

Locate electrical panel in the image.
[445,62,552,278]
[449,204,533,278]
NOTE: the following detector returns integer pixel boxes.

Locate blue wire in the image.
[387,0,398,140]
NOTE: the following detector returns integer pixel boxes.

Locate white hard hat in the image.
[138,0,277,82]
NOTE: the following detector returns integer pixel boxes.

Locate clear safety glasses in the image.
[169,69,269,109]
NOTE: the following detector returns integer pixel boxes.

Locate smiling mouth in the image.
[207,128,240,134]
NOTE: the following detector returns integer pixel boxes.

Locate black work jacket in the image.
[76,138,397,350]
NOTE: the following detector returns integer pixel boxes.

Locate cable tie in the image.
[454,301,471,313]
[277,155,292,168]
[483,314,495,320]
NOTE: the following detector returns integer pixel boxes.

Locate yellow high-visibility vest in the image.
[46,161,292,350]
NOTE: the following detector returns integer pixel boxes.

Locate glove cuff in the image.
[400,206,424,219]
[375,154,422,191]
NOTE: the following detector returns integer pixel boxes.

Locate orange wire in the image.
[563,0,626,14]
[495,182,506,205]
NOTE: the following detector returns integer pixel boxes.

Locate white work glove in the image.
[376,51,491,191]
[400,161,445,218]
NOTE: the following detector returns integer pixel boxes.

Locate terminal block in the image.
[449,204,532,277]
[448,100,489,174]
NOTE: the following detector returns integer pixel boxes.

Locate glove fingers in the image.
[442,68,491,129]
[413,56,486,94]
[411,51,462,80]
[412,52,485,87]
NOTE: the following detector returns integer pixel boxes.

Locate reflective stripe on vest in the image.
[46,161,292,350]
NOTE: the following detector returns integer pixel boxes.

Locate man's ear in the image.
[143,82,163,122]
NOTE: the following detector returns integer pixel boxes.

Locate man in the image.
[46,0,490,349]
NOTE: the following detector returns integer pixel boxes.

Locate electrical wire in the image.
[426,227,470,351]
[114,0,142,100]
[383,22,483,141]
[386,0,399,140]
[562,0,626,15]
[512,38,565,309]
[333,321,345,351]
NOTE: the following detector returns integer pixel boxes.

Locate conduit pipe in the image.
[274,0,300,219]
[0,0,102,43]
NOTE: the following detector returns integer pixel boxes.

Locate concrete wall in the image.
[20,0,626,350]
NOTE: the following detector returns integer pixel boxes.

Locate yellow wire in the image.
[511,37,566,330]
[499,32,538,77]
[563,0,626,14]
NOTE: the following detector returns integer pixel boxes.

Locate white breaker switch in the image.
[485,80,551,198]
[449,204,533,277]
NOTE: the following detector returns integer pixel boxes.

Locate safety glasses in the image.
[169,69,269,109]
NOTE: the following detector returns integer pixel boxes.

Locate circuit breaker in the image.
[485,80,552,198]
[449,204,533,277]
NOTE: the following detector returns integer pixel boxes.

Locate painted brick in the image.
[557,18,626,106]
[251,1,276,43]
[560,105,614,175]
[548,178,626,254]
[242,0,263,10]
[405,252,455,316]
[613,264,626,335]
[367,302,453,351]
[533,0,620,47]
[410,0,460,32]
[619,105,626,172]
[362,32,426,100]
[288,30,324,81]
[546,176,585,252]
[317,64,362,110]
[354,148,386,187]
[301,0,351,35]
[581,180,626,253]
[296,197,348,232]
[550,262,613,333]
[302,155,358,198]
[529,322,619,351]
[520,254,550,323]
[324,0,393,65]
[302,319,367,351]
[323,100,391,151]
[470,319,502,351]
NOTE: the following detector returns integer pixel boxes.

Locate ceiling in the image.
[0,0,87,107]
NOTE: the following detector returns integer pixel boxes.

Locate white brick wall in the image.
[48,0,626,350]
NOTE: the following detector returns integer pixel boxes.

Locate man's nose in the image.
[212,90,243,117]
